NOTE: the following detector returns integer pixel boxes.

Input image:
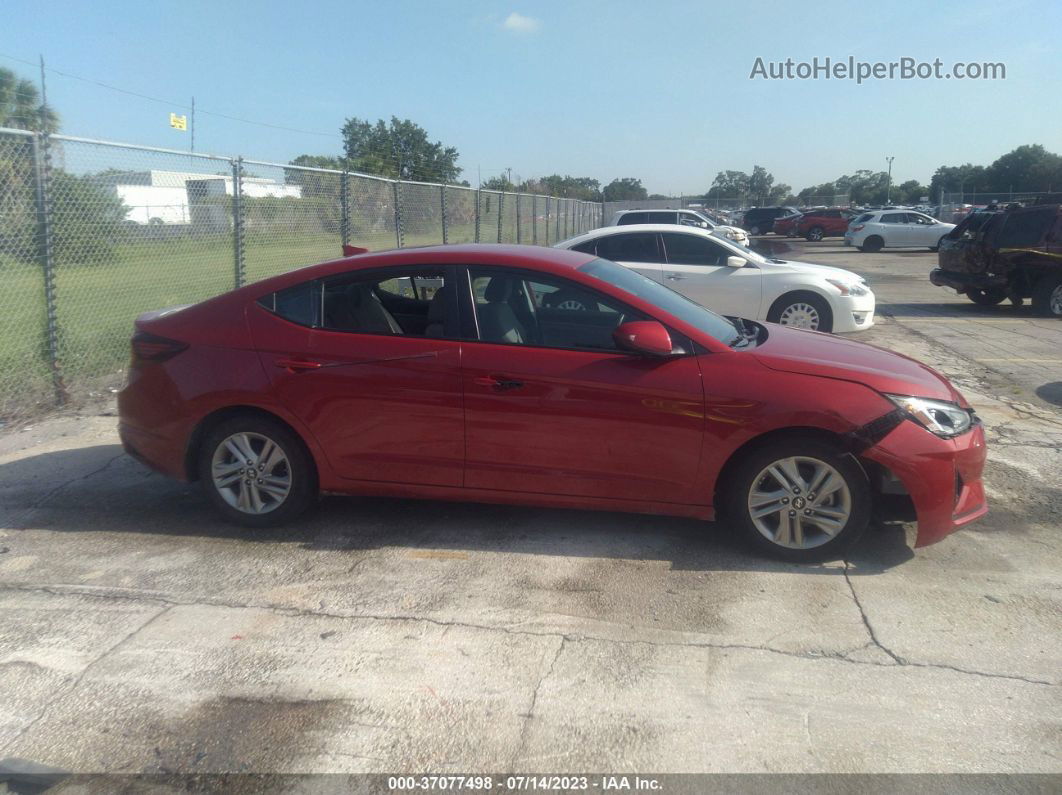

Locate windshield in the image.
[578,258,742,345]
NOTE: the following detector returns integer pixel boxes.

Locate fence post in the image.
[544,197,551,245]
[440,185,448,245]
[515,194,522,244]
[232,157,245,288]
[31,133,66,406]
[474,189,481,242]
[496,193,504,243]
[531,195,538,245]
[393,181,404,248]
[340,171,350,249]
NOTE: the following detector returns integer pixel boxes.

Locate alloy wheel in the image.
[211,432,292,514]
[778,302,821,330]
[747,456,852,550]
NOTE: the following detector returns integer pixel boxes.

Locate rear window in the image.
[259,281,318,326]
[855,213,873,223]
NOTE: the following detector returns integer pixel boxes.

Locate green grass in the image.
[0,219,581,421]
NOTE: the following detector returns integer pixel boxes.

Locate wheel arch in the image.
[184,405,320,486]
[713,426,855,509]
[765,288,835,329]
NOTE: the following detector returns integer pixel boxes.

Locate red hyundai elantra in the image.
[118,244,988,561]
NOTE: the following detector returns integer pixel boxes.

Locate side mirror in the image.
[613,320,675,357]
[726,256,747,268]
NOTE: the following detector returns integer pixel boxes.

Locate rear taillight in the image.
[851,224,865,232]
[132,330,187,362]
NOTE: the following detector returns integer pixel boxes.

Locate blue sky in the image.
[3,0,1060,194]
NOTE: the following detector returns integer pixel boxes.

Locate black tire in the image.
[859,236,884,253]
[748,225,762,236]
[198,415,317,527]
[966,288,1006,306]
[805,226,825,242]
[723,436,871,562]
[1031,273,1062,317]
[766,291,834,333]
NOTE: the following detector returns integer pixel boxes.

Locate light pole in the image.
[885,156,895,204]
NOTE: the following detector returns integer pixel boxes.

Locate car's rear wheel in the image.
[767,292,833,332]
[859,236,884,253]
[748,224,762,235]
[805,226,825,242]
[1031,273,1062,317]
[199,415,316,527]
[725,438,871,562]
[966,288,1006,306]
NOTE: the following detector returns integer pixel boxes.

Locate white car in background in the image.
[556,224,875,333]
[845,210,956,252]
[607,208,751,247]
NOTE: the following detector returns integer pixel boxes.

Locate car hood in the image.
[759,259,865,283]
[749,324,962,403]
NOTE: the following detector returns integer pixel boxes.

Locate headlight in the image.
[886,394,973,437]
[825,278,869,297]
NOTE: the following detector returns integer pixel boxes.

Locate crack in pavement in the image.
[842,559,906,666]
[0,603,173,756]
[511,635,566,771]
[2,582,1055,688]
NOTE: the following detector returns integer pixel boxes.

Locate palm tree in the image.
[0,67,60,133]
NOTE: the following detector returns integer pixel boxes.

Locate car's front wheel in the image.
[805,226,825,242]
[198,415,317,527]
[725,437,871,561]
[767,292,833,332]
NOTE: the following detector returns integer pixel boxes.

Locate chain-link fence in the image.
[0,128,604,422]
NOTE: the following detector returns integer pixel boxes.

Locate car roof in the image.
[560,223,728,246]
[240,244,597,295]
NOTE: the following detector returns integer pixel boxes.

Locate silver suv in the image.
[607,208,750,247]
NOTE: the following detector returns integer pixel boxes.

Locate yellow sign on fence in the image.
[169,113,187,131]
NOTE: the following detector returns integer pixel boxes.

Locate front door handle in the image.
[275,358,323,372]
[665,273,686,281]
[474,375,524,391]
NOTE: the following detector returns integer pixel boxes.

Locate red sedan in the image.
[797,209,858,241]
[118,245,988,561]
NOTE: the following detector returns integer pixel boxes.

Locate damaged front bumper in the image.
[860,418,989,547]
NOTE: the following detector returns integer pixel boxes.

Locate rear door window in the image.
[880,213,905,224]
[647,211,678,224]
[616,212,648,225]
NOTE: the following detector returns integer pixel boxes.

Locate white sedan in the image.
[844,210,956,252]
[555,224,875,333]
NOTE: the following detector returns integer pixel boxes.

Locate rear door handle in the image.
[474,375,524,391]
[666,273,686,281]
[275,358,323,372]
